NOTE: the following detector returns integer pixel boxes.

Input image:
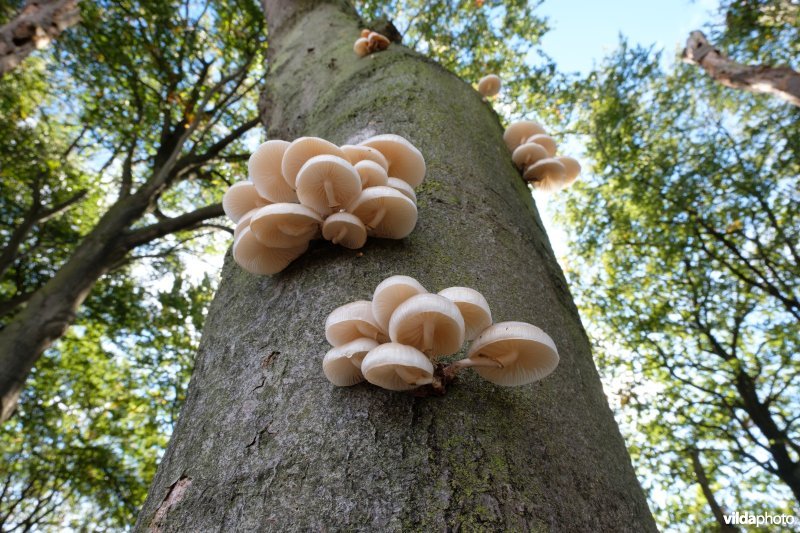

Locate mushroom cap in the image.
[353,37,369,57]
[526,134,557,157]
[511,142,548,168]
[223,181,270,223]
[281,137,347,189]
[249,140,298,203]
[233,227,307,275]
[386,177,417,202]
[322,212,367,249]
[360,29,371,38]
[437,287,493,341]
[361,343,434,391]
[503,121,546,152]
[340,144,389,171]
[325,300,388,346]
[371,275,427,331]
[322,337,379,387]
[359,134,426,187]
[557,156,581,185]
[295,155,362,216]
[249,203,322,248]
[467,321,559,386]
[354,160,389,188]
[477,74,501,97]
[523,158,567,190]
[389,293,465,357]
[233,208,258,242]
[348,186,418,239]
[368,32,390,51]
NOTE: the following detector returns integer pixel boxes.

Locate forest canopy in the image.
[0,0,797,530]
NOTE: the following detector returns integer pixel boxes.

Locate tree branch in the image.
[123,203,224,249]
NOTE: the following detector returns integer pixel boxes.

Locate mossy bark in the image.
[136,1,656,531]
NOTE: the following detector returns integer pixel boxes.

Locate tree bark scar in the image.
[149,475,192,532]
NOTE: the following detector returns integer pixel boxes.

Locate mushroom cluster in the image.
[477,74,501,97]
[322,275,560,392]
[223,135,426,275]
[353,29,390,57]
[504,120,581,192]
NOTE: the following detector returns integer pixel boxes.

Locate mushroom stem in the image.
[449,355,504,370]
[323,180,338,208]
[422,320,434,355]
[366,207,386,229]
[332,227,347,245]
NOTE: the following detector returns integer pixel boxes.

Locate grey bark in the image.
[136,1,656,531]
[682,30,800,107]
[0,0,81,78]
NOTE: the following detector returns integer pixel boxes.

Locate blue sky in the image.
[538,0,720,75]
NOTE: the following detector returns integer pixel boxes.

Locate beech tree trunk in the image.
[135,1,656,530]
[0,0,80,77]
[682,30,800,107]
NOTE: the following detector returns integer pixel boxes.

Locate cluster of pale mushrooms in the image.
[504,120,581,192]
[222,135,425,275]
[323,275,560,393]
[353,29,390,57]
[477,74,501,97]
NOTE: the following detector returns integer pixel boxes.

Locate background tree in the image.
[557,7,799,530]
[135,0,654,530]
[0,0,267,421]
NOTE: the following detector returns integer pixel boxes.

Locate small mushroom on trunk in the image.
[451,321,559,386]
[223,181,271,223]
[361,343,435,391]
[389,293,465,357]
[249,140,298,203]
[249,203,322,248]
[295,154,362,216]
[323,338,379,386]
[232,227,308,275]
[354,159,389,188]
[360,134,426,187]
[371,275,427,331]
[348,186,418,239]
[503,120,546,152]
[281,137,347,190]
[477,74,501,97]
[437,287,492,341]
[341,144,389,171]
[322,212,367,249]
[325,300,389,346]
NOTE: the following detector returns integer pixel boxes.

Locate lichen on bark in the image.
[135,1,656,531]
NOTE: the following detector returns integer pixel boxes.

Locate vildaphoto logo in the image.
[723,511,796,527]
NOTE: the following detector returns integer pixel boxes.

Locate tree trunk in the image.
[682,30,800,107]
[690,449,738,532]
[0,0,81,78]
[135,1,656,530]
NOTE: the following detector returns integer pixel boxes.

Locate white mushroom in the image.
[295,155,362,216]
[360,134,426,187]
[503,121,546,152]
[389,293,465,357]
[325,300,388,346]
[371,275,427,332]
[232,227,307,275]
[361,343,434,391]
[322,212,367,249]
[223,181,270,223]
[348,186,417,239]
[526,134,557,157]
[477,74,501,97]
[281,137,347,189]
[354,160,389,188]
[437,287,493,341]
[249,140,298,203]
[341,144,389,171]
[233,209,257,243]
[523,158,567,190]
[557,156,581,187]
[511,142,548,169]
[322,338,379,387]
[353,37,369,57]
[386,177,416,202]
[249,203,322,248]
[367,31,390,52]
[451,321,559,386]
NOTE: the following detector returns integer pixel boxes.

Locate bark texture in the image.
[0,0,80,77]
[682,30,800,107]
[136,1,656,530]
